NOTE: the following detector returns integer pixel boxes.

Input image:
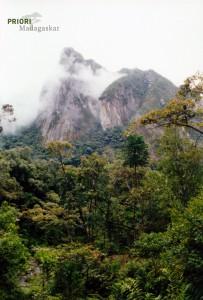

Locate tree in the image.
[76,153,108,242]
[129,170,173,235]
[122,135,149,242]
[53,244,101,300]
[0,151,22,203]
[34,247,59,298]
[46,141,74,207]
[0,202,28,299]
[21,202,80,244]
[160,192,203,299]
[126,231,170,299]
[129,190,203,300]
[128,74,203,135]
[46,141,73,175]
[3,147,54,207]
[158,128,203,205]
[123,135,149,170]
[0,104,16,133]
[177,73,203,101]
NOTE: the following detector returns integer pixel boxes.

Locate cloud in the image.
[38,49,122,120]
[61,65,121,100]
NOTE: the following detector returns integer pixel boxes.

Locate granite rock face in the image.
[37,48,177,141]
[37,48,102,141]
[99,69,177,129]
[38,78,100,141]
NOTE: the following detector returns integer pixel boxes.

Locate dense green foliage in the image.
[1,74,203,299]
[0,126,124,163]
[1,126,203,299]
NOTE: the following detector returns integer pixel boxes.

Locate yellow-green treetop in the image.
[128,73,203,135]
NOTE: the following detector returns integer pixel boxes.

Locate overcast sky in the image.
[0,0,202,127]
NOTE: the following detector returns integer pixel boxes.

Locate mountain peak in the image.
[118,68,142,75]
[60,47,102,74]
[60,47,84,64]
[37,47,177,140]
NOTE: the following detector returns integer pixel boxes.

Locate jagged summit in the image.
[59,47,102,74]
[37,48,177,140]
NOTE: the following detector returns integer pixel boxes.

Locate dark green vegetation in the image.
[0,126,125,163]
[1,76,203,299]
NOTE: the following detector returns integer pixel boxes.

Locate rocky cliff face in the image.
[99,69,177,129]
[38,78,100,141]
[37,48,177,141]
[37,48,102,140]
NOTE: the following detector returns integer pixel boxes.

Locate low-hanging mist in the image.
[0,47,121,134]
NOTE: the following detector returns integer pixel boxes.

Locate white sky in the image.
[0,0,202,127]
